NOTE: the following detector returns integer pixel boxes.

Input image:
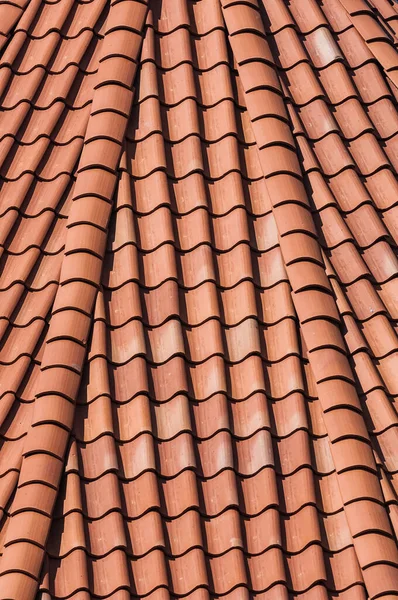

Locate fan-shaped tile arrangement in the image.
[0,0,398,598]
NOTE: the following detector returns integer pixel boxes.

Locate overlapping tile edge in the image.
[0,0,149,597]
[0,0,398,599]
[222,1,398,599]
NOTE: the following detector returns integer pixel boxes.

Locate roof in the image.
[0,0,398,597]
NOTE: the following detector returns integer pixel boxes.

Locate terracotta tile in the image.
[1,0,398,598]
[337,26,375,68]
[290,0,329,33]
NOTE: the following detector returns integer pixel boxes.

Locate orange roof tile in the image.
[0,0,398,598]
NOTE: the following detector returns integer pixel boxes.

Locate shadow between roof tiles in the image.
[0,0,398,599]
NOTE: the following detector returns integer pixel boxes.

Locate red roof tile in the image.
[0,0,398,598]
